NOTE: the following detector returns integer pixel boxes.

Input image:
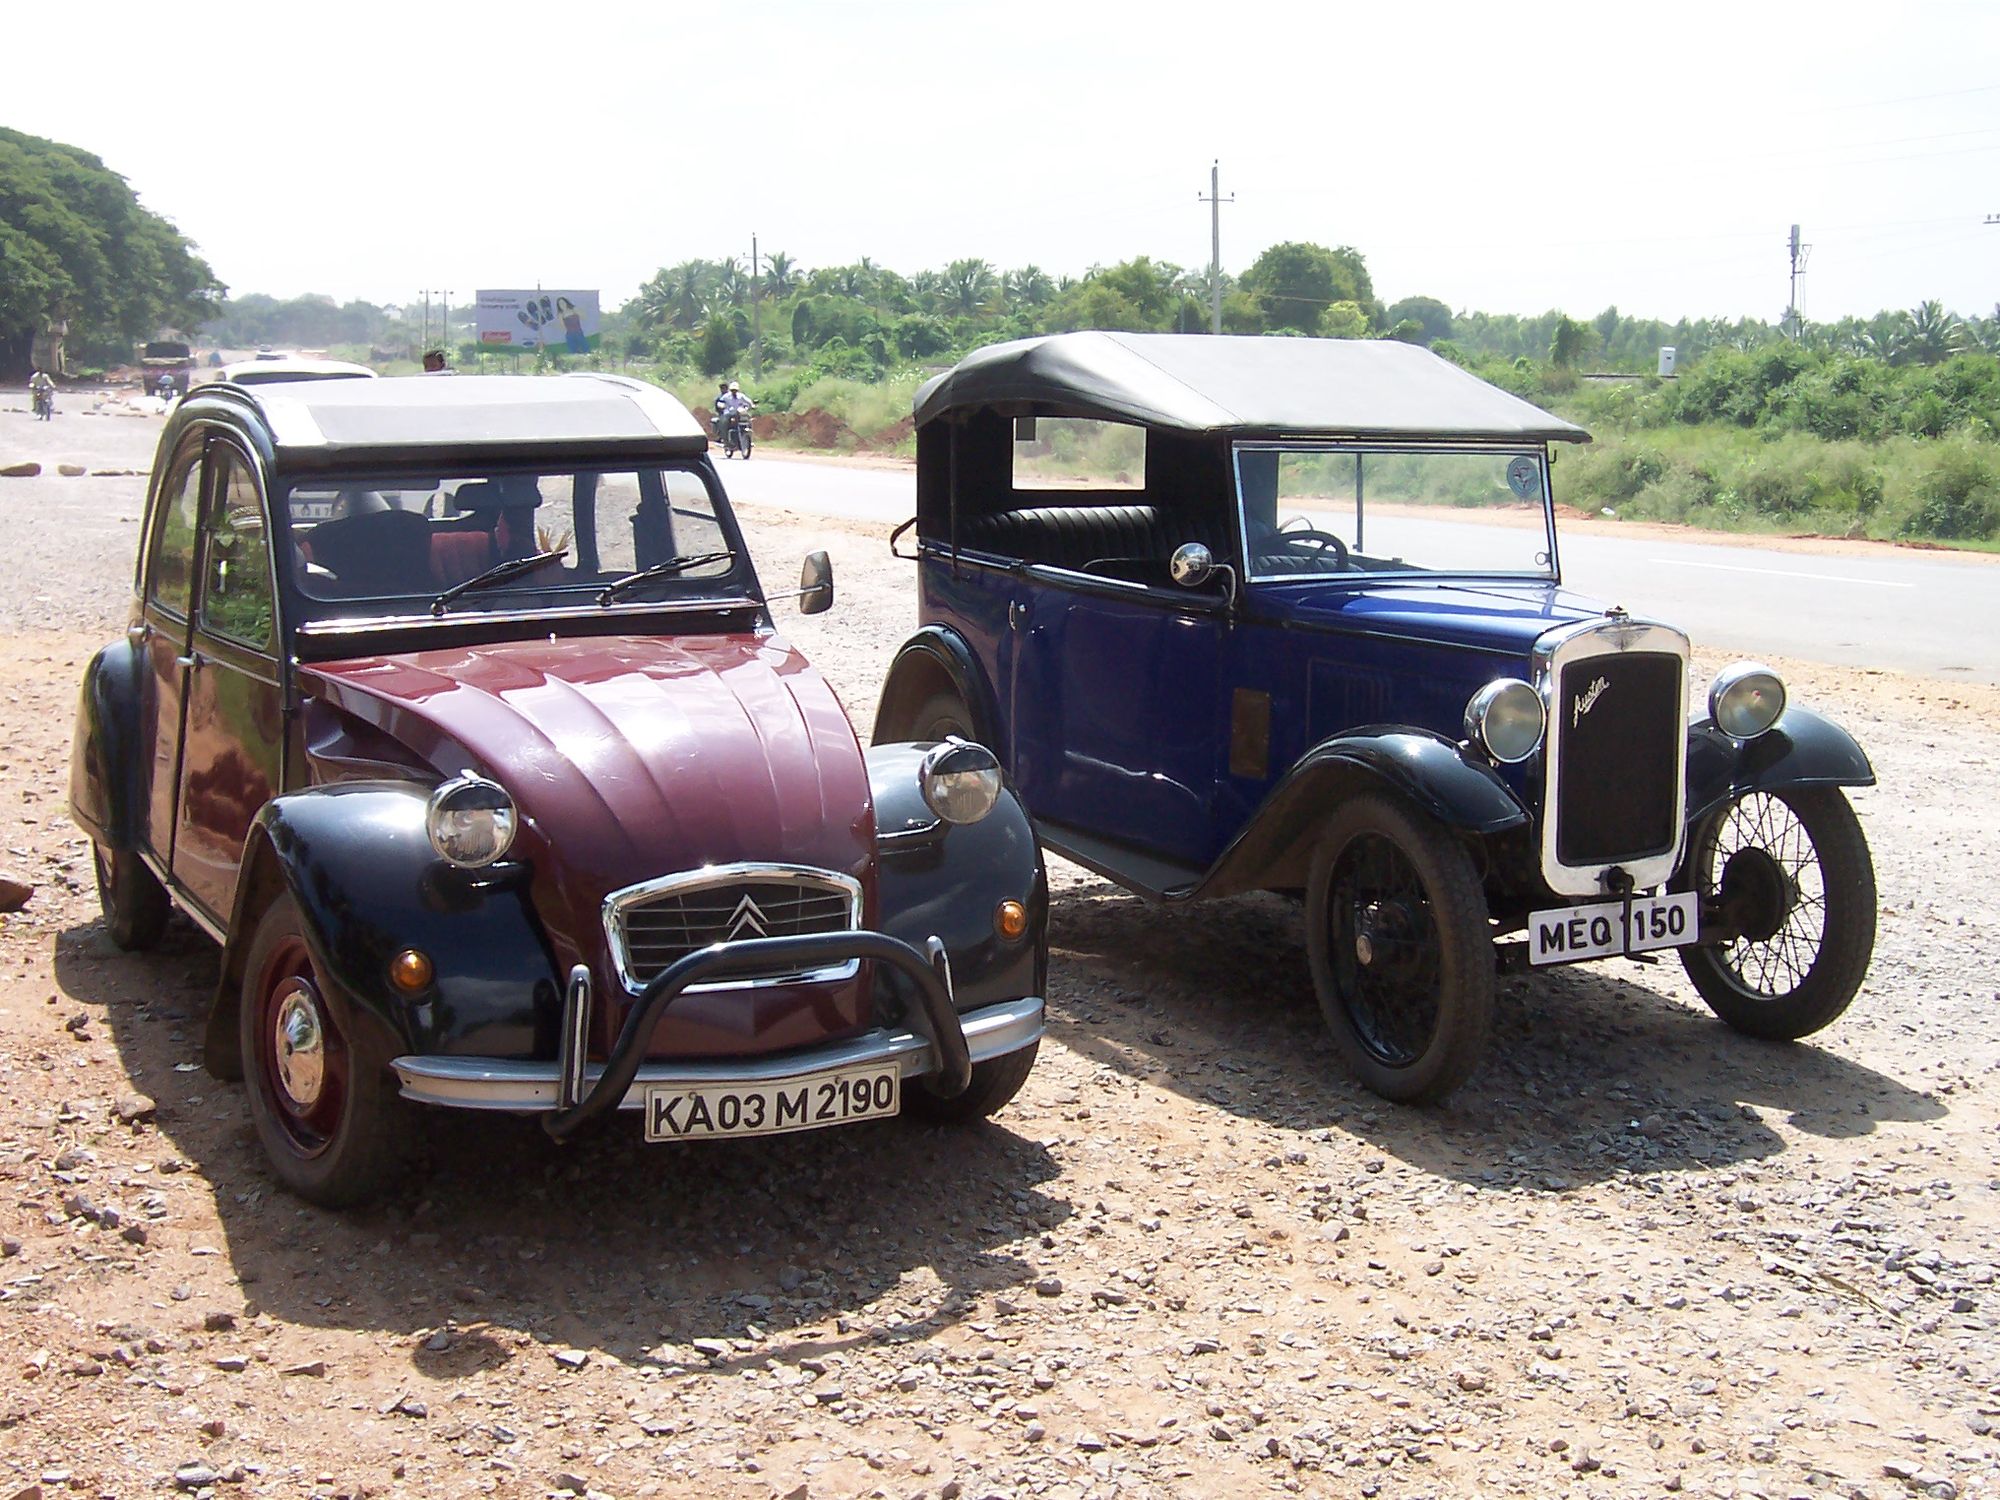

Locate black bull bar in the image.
[542,930,973,1142]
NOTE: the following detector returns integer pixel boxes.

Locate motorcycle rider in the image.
[29,368,56,418]
[155,372,178,402]
[719,381,755,453]
[713,379,731,433]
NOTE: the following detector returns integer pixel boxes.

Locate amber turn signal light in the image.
[389,949,435,992]
[995,899,1029,941]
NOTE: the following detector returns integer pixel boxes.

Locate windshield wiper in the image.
[429,549,568,616]
[596,551,735,605]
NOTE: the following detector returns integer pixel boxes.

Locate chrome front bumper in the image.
[391,994,1044,1113]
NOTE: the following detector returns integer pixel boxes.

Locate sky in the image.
[11,0,2000,325]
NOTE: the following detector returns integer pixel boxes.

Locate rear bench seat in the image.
[957,502,1168,572]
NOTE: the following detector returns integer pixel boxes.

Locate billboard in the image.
[475,289,601,352]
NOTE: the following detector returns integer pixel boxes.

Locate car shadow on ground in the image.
[55,918,1072,1370]
[1044,875,1943,1188]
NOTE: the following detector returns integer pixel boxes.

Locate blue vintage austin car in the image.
[874,333,1878,1103]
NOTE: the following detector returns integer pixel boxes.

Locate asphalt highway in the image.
[720,454,2000,685]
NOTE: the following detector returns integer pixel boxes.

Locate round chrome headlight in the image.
[1464,678,1546,764]
[426,774,517,867]
[919,738,1002,825]
[1709,662,1786,739]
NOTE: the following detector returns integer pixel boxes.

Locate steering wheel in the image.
[1279,528,1349,570]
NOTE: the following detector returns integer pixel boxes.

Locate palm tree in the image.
[659,261,711,331]
[1902,300,1967,366]
[945,259,998,318]
[713,258,748,307]
[1003,265,1055,310]
[762,252,801,300]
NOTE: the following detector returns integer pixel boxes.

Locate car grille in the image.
[604,867,862,992]
[1551,650,1684,866]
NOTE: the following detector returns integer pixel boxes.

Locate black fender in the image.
[1684,705,1875,828]
[865,743,1047,1013]
[205,781,562,1082]
[871,626,1004,752]
[68,637,150,849]
[1192,728,1530,901]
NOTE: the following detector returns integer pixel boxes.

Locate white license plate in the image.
[1527,890,1699,966]
[643,1063,900,1142]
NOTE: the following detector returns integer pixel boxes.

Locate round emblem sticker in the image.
[1506,456,1541,499]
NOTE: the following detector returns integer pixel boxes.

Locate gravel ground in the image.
[1,400,1997,1500]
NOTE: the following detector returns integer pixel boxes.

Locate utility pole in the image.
[1786,225,1811,341]
[751,233,762,380]
[1198,160,1234,335]
[441,290,451,352]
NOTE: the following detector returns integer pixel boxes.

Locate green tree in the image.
[699,313,741,375]
[0,127,222,371]
[1386,295,1453,344]
[1241,241,1374,334]
[1550,316,1592,369]
[1902,300,1967,367]
[1317,301,1373,339]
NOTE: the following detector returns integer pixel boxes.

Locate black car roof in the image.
[913,332,1592,444]
[194,372,710,467]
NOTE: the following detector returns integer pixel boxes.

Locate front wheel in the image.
[903,1041,1037,1124]
[1306,796,1494,1103]
[94,843,170,951]
[1674,787,1875,1039]
[240,894,411,1206]
[908,688,974,743]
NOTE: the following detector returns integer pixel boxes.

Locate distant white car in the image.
[216,358,377,387]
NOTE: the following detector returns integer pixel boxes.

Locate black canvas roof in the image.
[224,373,709,462]
[913,332,1591,444]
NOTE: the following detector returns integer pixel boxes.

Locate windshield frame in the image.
[275,456,759,628]
[1233,439,1562,587]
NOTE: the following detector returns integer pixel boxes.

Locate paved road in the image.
[720,454,2000,685]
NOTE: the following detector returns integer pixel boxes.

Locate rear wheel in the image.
[1675,787,1875,1039]
[1306,796,1494,1103]
[903,1041,1038,1124]
[93,843,169,951]
[240,894,409,1207]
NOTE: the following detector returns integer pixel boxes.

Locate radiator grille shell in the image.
[1535,619,1690,897]
[602,864,864,995]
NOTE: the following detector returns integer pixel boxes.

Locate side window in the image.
[145,450,204,616]
[198,451,276,650]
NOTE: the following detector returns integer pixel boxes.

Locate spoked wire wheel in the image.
[1676,787,1875,1039]
[1306,796,1493,1103]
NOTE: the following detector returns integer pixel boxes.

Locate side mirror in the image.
[1169,542,1214,587]
[798,551,834,615]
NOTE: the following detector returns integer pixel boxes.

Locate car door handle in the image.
[1008,599,1029,631]
[175,652,202,671]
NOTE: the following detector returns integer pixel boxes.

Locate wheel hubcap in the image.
[273,983,326,1109]
[1719,847,1794,943]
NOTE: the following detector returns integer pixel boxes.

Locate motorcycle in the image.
[31,386,54,421]
[722,406,755,459]
[155,375,179,403]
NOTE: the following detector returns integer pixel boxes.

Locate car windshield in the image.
[281,464,743,616]
[1236,444,1556,581]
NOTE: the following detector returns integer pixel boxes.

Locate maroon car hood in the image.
[300,633,877,1049]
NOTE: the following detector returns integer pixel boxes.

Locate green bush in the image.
[1901,442,2000,540]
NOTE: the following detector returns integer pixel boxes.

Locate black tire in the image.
[903,1041,1038,1124]
[1306,795,1494,1103]
[239,894,410,1207]
[1674,786,1875,1040]
[909,688,974,743]
[739,428,752,459]
[93,843,170,951]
